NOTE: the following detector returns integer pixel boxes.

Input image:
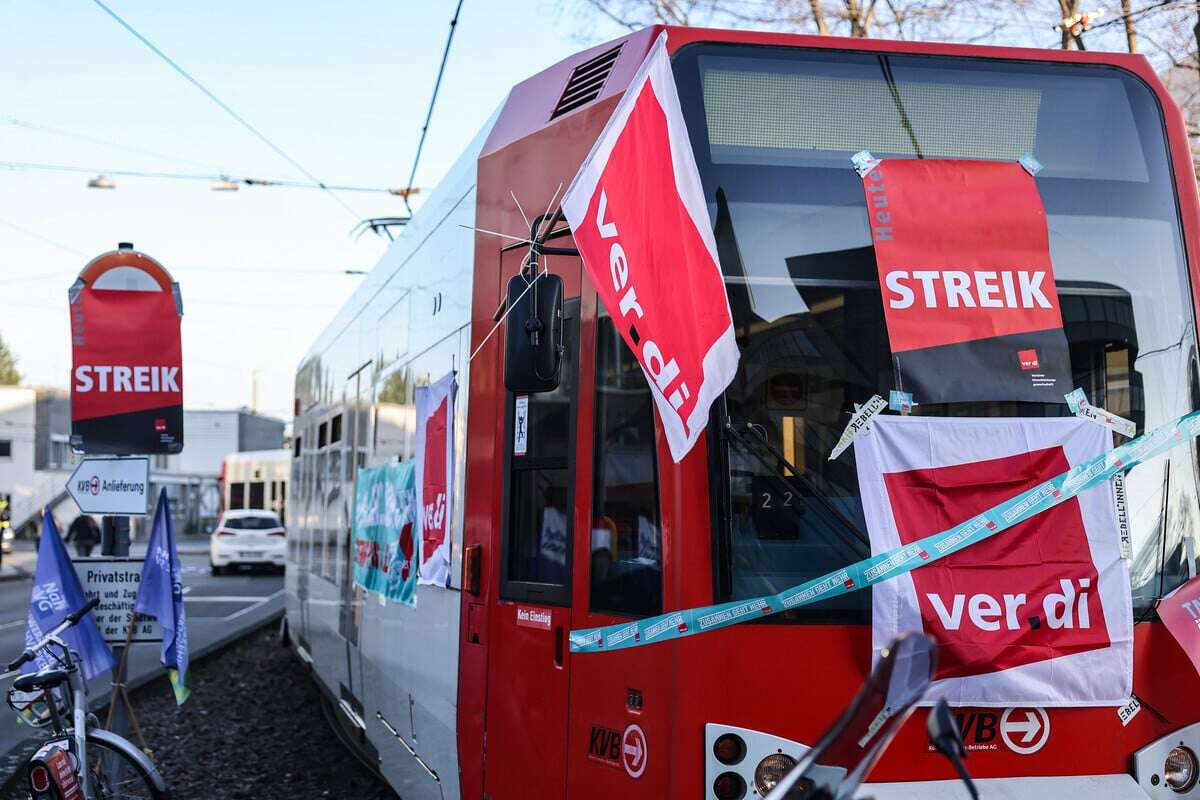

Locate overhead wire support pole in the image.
[402,0,466,216]
[87,0,364,224]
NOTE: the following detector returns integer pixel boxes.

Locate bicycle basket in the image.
[6,685,58,728]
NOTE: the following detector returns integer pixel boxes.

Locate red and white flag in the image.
[855,416,1132,705]
[563,32,738,462]
[415,371,455,587]
[1158,575,1200,680]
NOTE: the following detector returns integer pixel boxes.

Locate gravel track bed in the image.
[3,625,398,799]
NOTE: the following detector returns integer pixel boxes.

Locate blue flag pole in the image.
[23,510,114,680]
[135,489,190,704]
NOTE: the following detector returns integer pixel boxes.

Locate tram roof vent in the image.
[550,44,623,120]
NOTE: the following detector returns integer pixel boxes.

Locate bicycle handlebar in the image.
[66,596,100,627]
[5,597,101,672]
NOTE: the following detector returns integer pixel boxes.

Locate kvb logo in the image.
[885,446,1111,679]
[999,707,1050,755]
[588,722,648,779]
[587,724,623,767]
[931,711,999,752]
[622,724,647,779]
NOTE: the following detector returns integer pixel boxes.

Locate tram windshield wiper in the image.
[724,419,871,558]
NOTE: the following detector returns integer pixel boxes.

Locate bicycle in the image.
[5,596,169,799]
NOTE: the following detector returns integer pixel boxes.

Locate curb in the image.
[0,568,30,584]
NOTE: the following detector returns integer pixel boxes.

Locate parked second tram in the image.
[287,25,1200,800]
[219,449,288,523]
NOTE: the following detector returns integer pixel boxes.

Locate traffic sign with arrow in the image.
[66,456,150,516]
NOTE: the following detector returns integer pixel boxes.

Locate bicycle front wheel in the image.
[82,729,170,800]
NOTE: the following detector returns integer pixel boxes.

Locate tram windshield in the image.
[673,45,1198,620]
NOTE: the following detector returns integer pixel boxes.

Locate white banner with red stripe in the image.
[415,371,455,587]
[855,416,1132,705]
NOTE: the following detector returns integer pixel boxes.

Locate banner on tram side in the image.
[415,371,455,588]
[855,416,1132,705]
[70,247,184,455]
[352,461,418,607]
[563,32,738,463]
[862,160,1071,404]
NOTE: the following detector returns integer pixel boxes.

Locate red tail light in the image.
[215,529,236,537]
[268,530,286,538]
[29,765,50,792]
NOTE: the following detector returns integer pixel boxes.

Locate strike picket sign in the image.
[569,408,1200,653]
[69,246,184,455]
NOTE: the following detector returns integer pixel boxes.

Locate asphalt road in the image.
[0,539,284,778]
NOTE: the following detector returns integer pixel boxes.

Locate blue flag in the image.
[136,489,189,704]
[24,511,114,680]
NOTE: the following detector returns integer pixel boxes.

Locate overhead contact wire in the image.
[88,0,364,223]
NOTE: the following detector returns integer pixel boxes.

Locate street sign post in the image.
[65,457,150,516]
[67,242,183,742]
[75,558,163,644]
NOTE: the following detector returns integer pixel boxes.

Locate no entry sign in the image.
[69,245,184,455]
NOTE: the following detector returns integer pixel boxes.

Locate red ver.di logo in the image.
[884,446,1109,679]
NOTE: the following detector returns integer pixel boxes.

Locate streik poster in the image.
[353,461,418,607]
[863,159,1072,404]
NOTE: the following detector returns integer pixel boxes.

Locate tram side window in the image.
[229,483,245,510]
[249,481,265,509]
[503,304,579,604]
[591,310,663,617]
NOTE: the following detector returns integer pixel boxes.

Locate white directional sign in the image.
[75,557,163,644]
[66,456,150,515]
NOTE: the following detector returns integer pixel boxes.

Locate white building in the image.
[0,386,77,535]
[0,385,285,536]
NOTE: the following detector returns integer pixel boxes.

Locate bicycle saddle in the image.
[13,669,68,693]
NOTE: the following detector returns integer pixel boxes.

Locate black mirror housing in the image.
[504,272,564,393]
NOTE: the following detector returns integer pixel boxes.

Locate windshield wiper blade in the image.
[724,420,871,555]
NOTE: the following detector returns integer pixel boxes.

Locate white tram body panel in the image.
[287,111,500,800]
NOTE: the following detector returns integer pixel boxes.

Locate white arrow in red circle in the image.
[1000,707,1050,755]
[622,724,647,778]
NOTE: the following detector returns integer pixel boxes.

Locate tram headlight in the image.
[1165,746,1199,793]
[754,753,797,795]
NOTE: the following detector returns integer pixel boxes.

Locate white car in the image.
[209,510,286,575]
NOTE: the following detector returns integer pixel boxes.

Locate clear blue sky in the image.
[0,0,623,420]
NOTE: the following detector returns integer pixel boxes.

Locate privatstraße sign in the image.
[75,557,163,644]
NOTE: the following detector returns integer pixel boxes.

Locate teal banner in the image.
[352,461,418,607]
[570,410,1200,653]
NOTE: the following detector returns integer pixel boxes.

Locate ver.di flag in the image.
[23,511,114,680]
[136,489,190,704]
[353,461,418,606]
[1157,575,1200,680]
[415,371,455,587]
[855,416,1132,705]
[563,32,738,463]
[863,160,1071,403]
